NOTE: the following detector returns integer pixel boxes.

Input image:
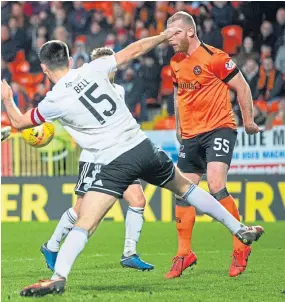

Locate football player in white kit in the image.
[41,47,154,272]
[1,28,264,297]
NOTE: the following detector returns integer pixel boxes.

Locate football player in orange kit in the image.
[165,11,262,279]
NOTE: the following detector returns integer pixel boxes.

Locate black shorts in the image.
[82,138,175,198]
[74,162,141,196]
[178,128,237,174]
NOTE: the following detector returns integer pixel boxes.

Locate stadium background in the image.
[1,1,285,223]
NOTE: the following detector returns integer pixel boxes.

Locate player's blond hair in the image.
[90,47,115,61]
[167,11,196,33]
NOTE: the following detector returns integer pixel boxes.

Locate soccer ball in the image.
[22,123,55,148]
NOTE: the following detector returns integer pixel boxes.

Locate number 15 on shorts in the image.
[213,138,230,154]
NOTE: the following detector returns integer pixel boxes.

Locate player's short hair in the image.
[91,47,115,61]
[167,11,196,33]
[39,40,69,71]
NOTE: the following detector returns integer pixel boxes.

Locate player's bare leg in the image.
[121,183,154,270]
[163,167,264,279]
[165,173,201,279]
[21,191,117,297]
[207,162,250,277]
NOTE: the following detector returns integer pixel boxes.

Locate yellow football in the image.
[22,123,55,148]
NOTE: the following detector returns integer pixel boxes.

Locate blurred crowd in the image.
[1,1,285,128]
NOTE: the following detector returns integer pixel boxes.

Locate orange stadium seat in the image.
[160,65,174,97]
[254,100,268,113]
[269,101,280,113]
[154,116,176,130]
[221,25,243,55]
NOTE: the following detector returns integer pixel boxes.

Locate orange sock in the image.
[175,204,196,256]
[218,194,246,251]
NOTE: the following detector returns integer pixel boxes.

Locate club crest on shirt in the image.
[193,65,202,75]
[225,60,236,71]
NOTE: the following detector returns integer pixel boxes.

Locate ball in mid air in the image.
[22,123,55,148]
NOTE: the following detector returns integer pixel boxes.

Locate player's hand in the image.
[244,122,262,135]
[162,27,182,39]
[1,79,13,102]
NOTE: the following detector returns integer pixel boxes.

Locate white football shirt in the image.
[31,56,146,164]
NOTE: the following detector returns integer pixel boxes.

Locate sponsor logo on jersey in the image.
[225,60,236,71]
[193,65,202,75]
[178,81,201,90]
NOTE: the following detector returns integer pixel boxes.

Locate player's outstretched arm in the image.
[1,80,34,130]
[115,27,181,66]
[227,72,262,135]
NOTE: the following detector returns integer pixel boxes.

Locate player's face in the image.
[167,20,190,53]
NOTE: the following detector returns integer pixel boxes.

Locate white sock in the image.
[51,227,88,280]
[123,207,144,257]
[47,208,78,252]
[183,185,247,234]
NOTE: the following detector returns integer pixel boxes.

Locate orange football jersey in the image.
[170,42,238,139]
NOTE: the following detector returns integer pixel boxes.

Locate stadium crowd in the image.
[1,1,285,128]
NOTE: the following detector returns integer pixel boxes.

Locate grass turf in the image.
[2,221,285,302]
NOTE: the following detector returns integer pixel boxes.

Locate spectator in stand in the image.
[10,82,29,112]
[1,1,11,25]
[235,37,260,67]
[242,58,259,98]
[155,41,174,68]
[260,44,272,61]
[86,21,107,55]
[201,18,223,49]
[255,21,276,52]
[27,36,46,73]
[11,2,29,29]
[53,26,72,50]
[72,40,89,68]
[73,55,86,69]
[104,33,116,49]
[1,24,17,62]
[274,8,285,38]
[67,1,89,38]
[49,8,70,34]
[114,31,129,52]
[275,32,285,74]
[120,67,141,116]
[1,58,12,84]
[256,57,284,101]
[31,83,46,108]
[211,1,234,28]
[8,16,27,52]
[91,10,113,30]
[149,9,167,36]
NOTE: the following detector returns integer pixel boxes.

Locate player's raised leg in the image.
[121,182,154,271]
[21,191,117,297]
[164,167,264,245]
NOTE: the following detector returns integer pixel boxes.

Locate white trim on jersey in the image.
[31,108,45,126]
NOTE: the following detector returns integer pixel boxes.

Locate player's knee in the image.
[128,193,146,208]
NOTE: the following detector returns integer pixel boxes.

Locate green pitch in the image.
[2,221,285,302]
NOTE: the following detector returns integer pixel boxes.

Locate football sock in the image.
[123,207,144,257]
[175,201,196,256]
[51,227,88,280]
[183,185,247,235]
[47,208,78,252]
[212,189,246,251]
